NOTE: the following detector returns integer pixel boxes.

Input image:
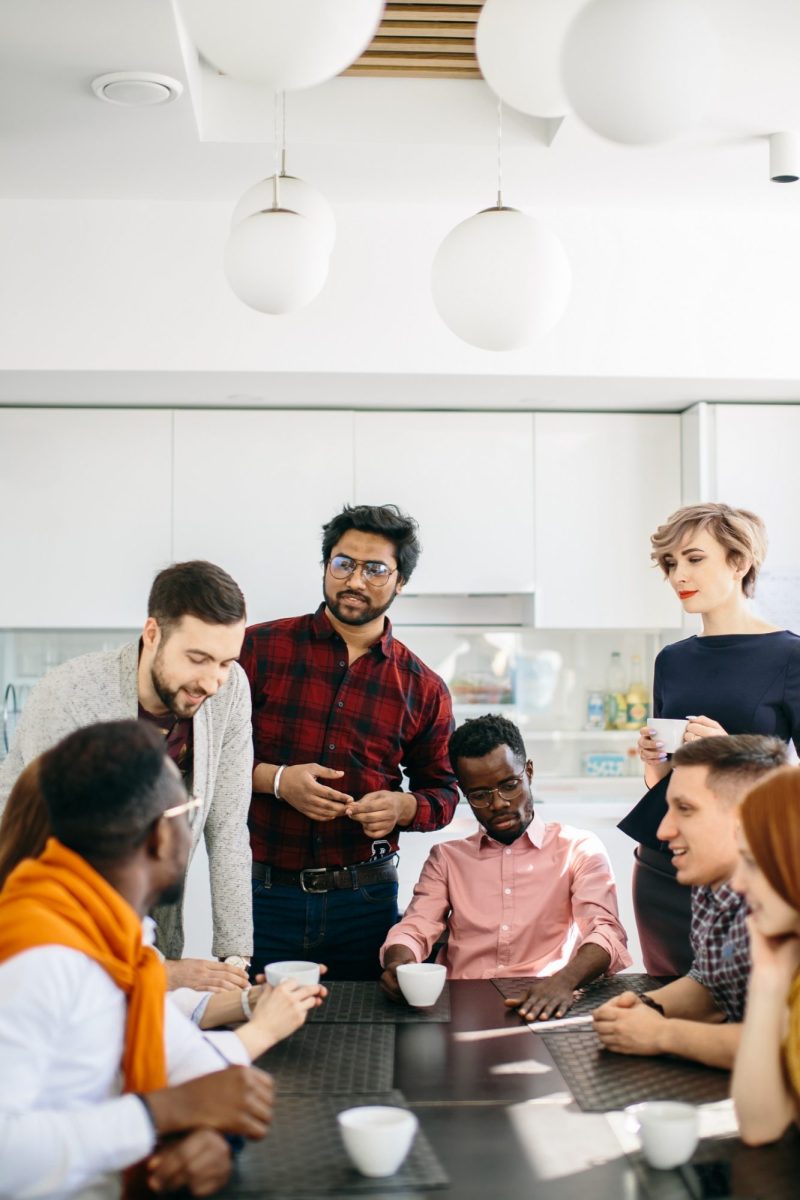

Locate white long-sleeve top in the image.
[0,930,249,1200]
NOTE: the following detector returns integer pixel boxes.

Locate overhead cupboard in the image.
[1,403,788,630]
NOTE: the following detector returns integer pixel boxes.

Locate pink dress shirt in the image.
[382,812,631,979]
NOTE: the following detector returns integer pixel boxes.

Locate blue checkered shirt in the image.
[687,882,750,1022]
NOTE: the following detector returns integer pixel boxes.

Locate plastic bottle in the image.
[625,654,651,729]
[605,651,628,730]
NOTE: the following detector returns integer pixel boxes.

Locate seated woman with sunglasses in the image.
[380,715,630,1021]
[731,766,800,1145]
[0,756,325,1040]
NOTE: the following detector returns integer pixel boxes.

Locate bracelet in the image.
[640,994,666,1017]
[273,763,287,801]
[136,1092,158,1134]
[240,988,254,1020]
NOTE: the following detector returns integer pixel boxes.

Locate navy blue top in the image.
[619,630,800,848]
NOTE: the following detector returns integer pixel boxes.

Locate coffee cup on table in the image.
[625,1102,699,1169]
[396,962,447,1007]
[648,718,689,755]
[337,1106,418,1177]
[264,960,320,987]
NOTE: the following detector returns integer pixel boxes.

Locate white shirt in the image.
[0,922,249,1200]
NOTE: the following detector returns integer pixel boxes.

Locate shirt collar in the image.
[478,809,545,850]
[311,602,394,659]
[696,881,743,912]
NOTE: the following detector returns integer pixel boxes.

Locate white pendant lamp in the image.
[224,94,331,315]
[231,175,336,257]
[476,0,586,119]
[179,0,384,90]
[431,103,571,351]
[224,207,329,314]
[561,0,720,146]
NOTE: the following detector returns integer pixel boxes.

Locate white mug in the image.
[337,1105,418,1177]
[648,718,689,755]
[396,963,447,1007]
[626,1101,699,1169]
[264,959,320,987]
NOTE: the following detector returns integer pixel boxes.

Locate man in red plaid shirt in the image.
[240,504,458,979]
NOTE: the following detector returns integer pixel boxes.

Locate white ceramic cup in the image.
[625,1101,699,1169]
[648,718,689,754]
[264,959,320,987]
[337,1105,418,1177]
[396,962,447,1007]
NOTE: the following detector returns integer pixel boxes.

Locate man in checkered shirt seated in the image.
[593,735,787,1069]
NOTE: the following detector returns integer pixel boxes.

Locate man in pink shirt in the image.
[380,715,630,1020]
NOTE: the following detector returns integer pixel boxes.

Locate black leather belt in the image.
[252,859,398,894]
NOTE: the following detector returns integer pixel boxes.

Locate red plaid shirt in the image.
[241,605,458,870]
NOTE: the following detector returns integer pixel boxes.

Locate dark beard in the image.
[323,581,398,627]
[157,875,186,908]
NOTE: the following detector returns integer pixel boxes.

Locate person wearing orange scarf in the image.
[0,720,289,1200]
[731,765,800,1144]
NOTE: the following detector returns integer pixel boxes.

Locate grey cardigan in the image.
[0,641,254,959]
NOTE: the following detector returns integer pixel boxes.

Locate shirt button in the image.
[337,701,344,708]
[501,924,509,931]
[505,849,512,856]
[339,660,346,668]
[504,888,512,895]
[329,743,335,751]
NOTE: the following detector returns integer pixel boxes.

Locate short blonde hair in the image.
[650,503,767,598]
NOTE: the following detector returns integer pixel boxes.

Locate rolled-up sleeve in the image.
[380,846,451,965]
[568,832,631,974]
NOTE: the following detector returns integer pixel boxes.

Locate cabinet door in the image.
[0,408,172,627]
[712,404,800,571]
[354,413,535,593]
[173,411,354,623]
[534,413,681,628]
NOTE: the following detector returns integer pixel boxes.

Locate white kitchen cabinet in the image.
[172,410,354,623]
[709,404,800,571]
[533,413,681,628]
[354,412,535,594]
[0,408,172,627]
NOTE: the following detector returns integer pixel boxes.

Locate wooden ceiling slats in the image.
[343,0,485,79]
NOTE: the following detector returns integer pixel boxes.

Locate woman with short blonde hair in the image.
[619,502,800,975]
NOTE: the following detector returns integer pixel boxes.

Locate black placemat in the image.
[230,1090,449,1196]
[307,979,451,1024]
[492,972,671,1016]
[543,1029,730,1112]
[256,1023,395,1094]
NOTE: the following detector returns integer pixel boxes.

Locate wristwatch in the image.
[224,955,251,970]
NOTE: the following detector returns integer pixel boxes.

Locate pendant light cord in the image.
[272,91,280,209]
[496,97,503,209]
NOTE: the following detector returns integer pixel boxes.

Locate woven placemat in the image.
[256,1023,395,1094]
[232,1090,449,1196]
[307,979,451,1024]
[543,1029,730,1112]
[492,972,670,1016]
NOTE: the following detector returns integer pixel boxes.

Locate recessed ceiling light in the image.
[91,72,183,108]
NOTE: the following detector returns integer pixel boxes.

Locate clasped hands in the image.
[277,762,416,837]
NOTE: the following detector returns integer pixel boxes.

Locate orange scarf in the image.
[0,837,167,1093]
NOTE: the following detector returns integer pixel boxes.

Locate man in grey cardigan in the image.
[0,561,254,993]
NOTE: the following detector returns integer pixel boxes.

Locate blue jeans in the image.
[251,878,400,981]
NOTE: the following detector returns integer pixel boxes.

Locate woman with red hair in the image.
[731,766,800,1144]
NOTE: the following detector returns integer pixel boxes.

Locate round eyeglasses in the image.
[328,554,398,588]
[465,775,527,809]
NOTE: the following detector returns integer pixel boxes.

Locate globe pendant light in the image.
[562,0,720,145]
[224,94,330,315]
[431,103,571,351]
[476,0,586,119]
[179,0,385,91]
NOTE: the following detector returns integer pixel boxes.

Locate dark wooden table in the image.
[222,980,800,1199]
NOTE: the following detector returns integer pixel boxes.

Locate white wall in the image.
[0,200,799,383]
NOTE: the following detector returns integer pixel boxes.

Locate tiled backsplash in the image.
[1,624,675,775]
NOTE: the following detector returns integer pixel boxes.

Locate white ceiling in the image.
[3,0,800,210]
[3,0,800,411]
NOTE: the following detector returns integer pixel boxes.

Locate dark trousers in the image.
[251,878,400,982]
[632,844,694,977]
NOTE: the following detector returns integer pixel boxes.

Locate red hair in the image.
[739,766,800,912]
